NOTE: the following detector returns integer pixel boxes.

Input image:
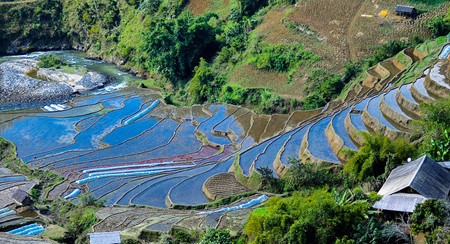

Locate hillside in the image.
[0,0,449,112]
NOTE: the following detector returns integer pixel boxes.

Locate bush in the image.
[199,229,234,244]
[248,43,318,73]
[415,98,450,161]
[244,189,371,244]
[344,133,416,183]
[284,158,341,191]
[411,199,450,235]
[427,16,450,38]
[37,54,67,68]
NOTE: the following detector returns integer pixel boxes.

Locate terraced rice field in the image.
[0,43,448,209]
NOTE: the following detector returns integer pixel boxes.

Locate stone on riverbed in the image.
[0,59,107,107]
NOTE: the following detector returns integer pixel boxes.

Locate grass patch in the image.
[59,65,88,76]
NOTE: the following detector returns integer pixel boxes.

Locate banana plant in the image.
[427,129,450,161]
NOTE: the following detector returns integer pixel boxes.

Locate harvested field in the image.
[203,173,249,200]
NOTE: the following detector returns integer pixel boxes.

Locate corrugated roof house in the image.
[373,156,450,212]
[12,189,32,206]
[88,231,121,244]
[439,161,450,170]
[395,5,417,18]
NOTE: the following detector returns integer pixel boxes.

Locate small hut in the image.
[12,189,32,207]
[395,5,417,19]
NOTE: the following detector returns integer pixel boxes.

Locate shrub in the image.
[411,199,450,235]
[344,133,416,183]
[248,43,318,73]
[415,98,450,161]
[284,158,341,191]
[199,229,234,244]
[37,54,67,68]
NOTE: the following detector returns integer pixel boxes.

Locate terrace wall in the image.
[379,95,411,129]
[395,91,421,119]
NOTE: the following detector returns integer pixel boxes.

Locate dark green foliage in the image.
[218,86,301,114]
[64,208,97,242]
[188,59,223,104]
[284,157,341,191]
[248,43,318,73]
[199,229,235,244]
[257,167,283,193]
[427,16,450,37]
[37,54,67,68]
[244,189,371,244]
[78,194,105,207]
[344,133,416,184]
[143,12,220,83]
[415,98,450,161]
[427,129,450,161]
[0,0,67,54]
[63,0,121,52]
[303,72,344,109]
[341,217,411,244]
[411,199,450,235]
[139,230,161,242]
[408,0,449,6]
[166,227,200,244]
[302,93,326,110]
[426,226,450,244]
[237,0,268,16]
[366,40,411,68]
[122,239,141,244]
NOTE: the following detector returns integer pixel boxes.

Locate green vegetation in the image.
[48,196,103,243]
[343,133,416,183]
[244,189,386,243]
[248,43,318,73]
[414,98,450,161]
[37,54,67,68]
[411,199,450,235]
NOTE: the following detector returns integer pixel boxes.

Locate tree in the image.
[143,12,220,83]
[284,157,340,191]
[244,189,371,244]
[188,59,216,104]
[344,133,416,183]
[427,16,450,37]
[256,166,283,193]
[415,98,450,161]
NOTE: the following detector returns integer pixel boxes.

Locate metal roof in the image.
[378,155,450,199]
[12,189,30,204]
[373,193,427,213]
[395,5,416,13]
[88,232,121,244]
[439,161,450,170]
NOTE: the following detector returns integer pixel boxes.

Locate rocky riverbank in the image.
[0,59,108,108]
